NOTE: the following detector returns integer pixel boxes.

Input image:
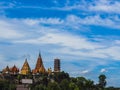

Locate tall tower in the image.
[32,52,46,74]
[54,58,60,72]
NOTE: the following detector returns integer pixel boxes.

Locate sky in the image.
[0,0,120,87]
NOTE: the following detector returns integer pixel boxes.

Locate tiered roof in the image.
[10,65,19,74]
[21,59,31,75]
[2,66,10,74]
[2,65,19,74]
[32,53,46,74]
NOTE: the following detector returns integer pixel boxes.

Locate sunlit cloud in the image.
[81,70,89,74]
[100,68,107,73]
[1,17,120,61]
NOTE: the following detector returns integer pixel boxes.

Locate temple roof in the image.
[33,53,46,74]
[10,65,19,73]
[35,53,43,70]
[21,58,31,75]
[2,65,10,73]
[39,64,46,73]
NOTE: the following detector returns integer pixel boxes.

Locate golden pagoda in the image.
[21,59,31,75]
[32,53,46,74]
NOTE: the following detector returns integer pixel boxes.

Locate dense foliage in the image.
[0,72,119,90]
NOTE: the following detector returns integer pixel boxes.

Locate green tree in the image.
[70,77,77,83]
[42,76,48,86]
[76,77,86,89]
[0,80,9,90]
[69,82,79,90]
[54,71,69,83]
[47,82,60,90]
[17,74,22,84]
[34,84,45,90]
[85,79,94,90]
[98,74,107,88]
[60,79,69,90]
[9,84,16,90]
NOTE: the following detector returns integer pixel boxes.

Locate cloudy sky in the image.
[1,0,120,87]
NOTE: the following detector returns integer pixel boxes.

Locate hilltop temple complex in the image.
[2,53,60,75]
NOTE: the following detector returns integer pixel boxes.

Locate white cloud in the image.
[50,47,108,59]
[0,19,24,39]
[23,18,63,26]
[66,15,120,29]
[23,19,40,26]
[81,70,89,74]
[104,46,120,60]
[1,0,120,15]
[9,16,120,60]
[89,0,120,14]
[100,68,107,73]
[115,40,120,44]
[39,18,63,25]
[0,17,120,61]
[14,32,102,50]
[53,0,120,14]
[13,31,120,60]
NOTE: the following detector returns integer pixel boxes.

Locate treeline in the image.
[0,71,119,90]
[29,71,117,90]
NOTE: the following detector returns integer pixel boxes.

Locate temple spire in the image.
[25,58,27,62]
[32,52,46,74]
[21,58,31,75]
[39,51,41,58]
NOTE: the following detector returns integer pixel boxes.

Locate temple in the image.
[21,59,31,75]
[2,66,10,74]
[32,53,46,74]
[10,65,19,74]
[2,52,60,75]
[2,65,19,75]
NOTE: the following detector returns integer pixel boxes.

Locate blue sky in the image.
[0,0,120,87]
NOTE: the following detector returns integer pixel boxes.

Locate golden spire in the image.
[21,58,31,75]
